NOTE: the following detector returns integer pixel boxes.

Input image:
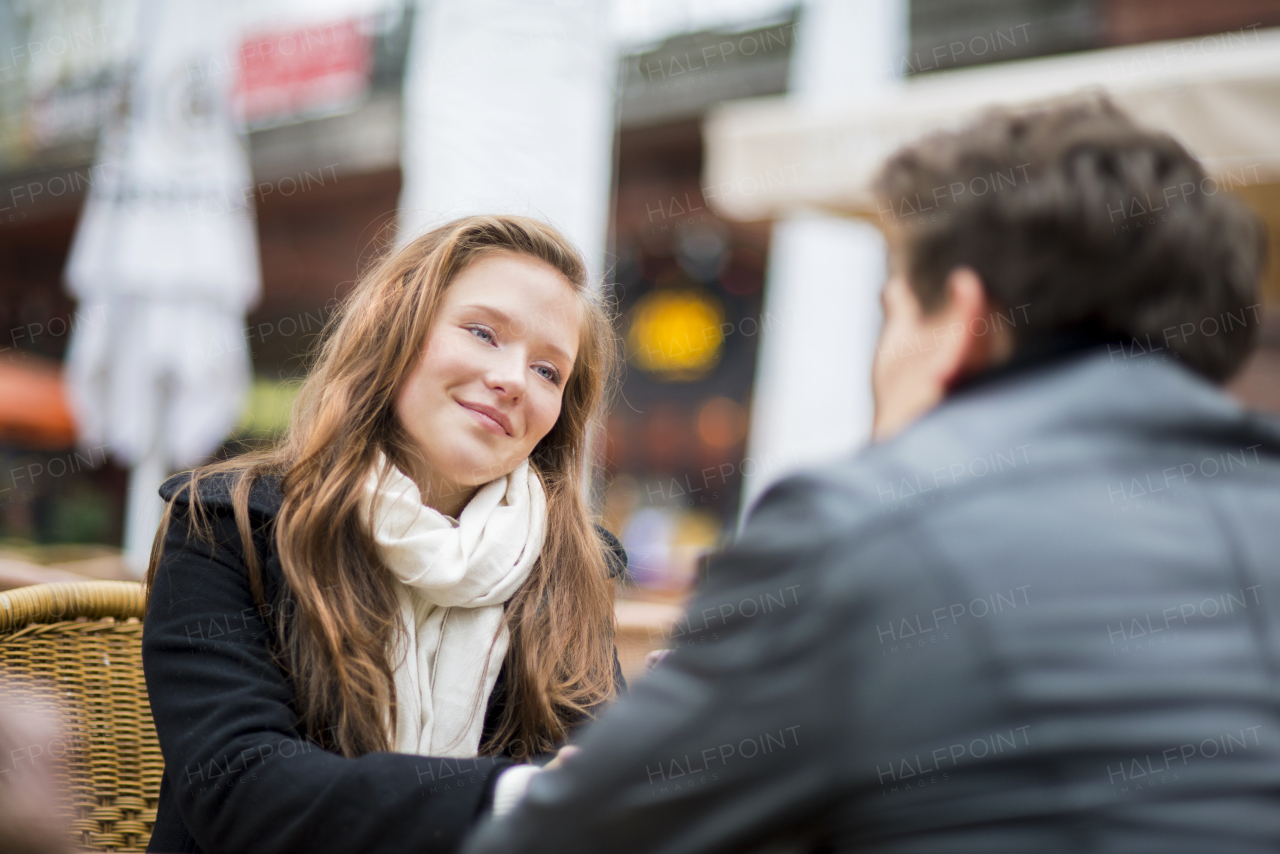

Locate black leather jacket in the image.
[465,349,1280,854]
[143,472,625,854]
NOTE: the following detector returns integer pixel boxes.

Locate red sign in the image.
[235,19,372,126]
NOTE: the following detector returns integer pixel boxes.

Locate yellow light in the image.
[627,290,725,381]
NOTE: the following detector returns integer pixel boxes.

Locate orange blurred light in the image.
[697,396,747,448]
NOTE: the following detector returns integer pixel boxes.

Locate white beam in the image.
[706,25,1280,220]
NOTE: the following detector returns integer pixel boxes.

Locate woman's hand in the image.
[645,649,672,671]
[543,745,579,770]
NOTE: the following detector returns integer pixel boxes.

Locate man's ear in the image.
[936,266,1012,388]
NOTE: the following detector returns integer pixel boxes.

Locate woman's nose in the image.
[484,350,526,398]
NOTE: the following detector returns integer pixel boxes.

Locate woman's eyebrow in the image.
[458,303,512,325]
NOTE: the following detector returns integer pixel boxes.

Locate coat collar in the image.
[159,470,284,518]
[902,347,1280,466]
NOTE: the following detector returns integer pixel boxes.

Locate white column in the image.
[398,0,614,284]
[740,0,907,516]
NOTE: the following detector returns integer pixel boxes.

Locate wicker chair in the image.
[0,581,162,852]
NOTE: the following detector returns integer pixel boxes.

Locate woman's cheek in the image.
[533,394,563,444]
[394,386,427,441]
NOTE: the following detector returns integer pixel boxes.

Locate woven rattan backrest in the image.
[0,582,161,852]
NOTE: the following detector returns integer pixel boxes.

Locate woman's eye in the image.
[468,326,494,344]
[533,365,561,384]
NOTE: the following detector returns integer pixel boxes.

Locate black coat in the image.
[142,471,626,854]
[464,349,1280,854]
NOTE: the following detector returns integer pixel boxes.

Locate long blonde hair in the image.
[147,215,618,760]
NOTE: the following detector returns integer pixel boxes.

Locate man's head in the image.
[869,96,1268,439]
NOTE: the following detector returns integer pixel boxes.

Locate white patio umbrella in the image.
[64,0,261,576]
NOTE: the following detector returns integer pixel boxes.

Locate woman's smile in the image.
[458,399,513,436]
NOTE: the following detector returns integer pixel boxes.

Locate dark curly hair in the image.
[873,95,1267,381]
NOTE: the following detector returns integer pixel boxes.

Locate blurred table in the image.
[615,596,685,681]
[0,546,132,591]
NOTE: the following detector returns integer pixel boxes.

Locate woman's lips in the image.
[458,400,512,436]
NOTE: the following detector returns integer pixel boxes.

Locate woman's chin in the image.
[438,453,518,489]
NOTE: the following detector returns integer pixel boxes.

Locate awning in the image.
[703,26,1280,221]
[0,358,76,449]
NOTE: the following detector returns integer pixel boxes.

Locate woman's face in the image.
[396,252,581,509]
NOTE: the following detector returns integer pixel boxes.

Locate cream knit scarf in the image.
[359,453,546,759]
